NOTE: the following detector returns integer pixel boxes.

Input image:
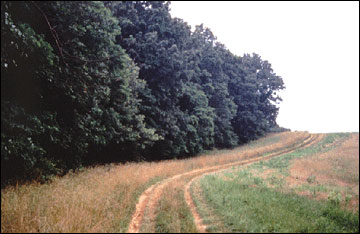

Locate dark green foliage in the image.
[227,53,285,143]
[1,1,158,185]
[1,102,61,182]
[269,124,291,133]
[108,1,284,154]
[1,1,285,185]
[192,28,239,148]
[107,1,218,158]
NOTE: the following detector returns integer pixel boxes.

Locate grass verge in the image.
[153,179,198,233]
[200,174,358,233]
[195,133,359,233]
[1,131,311,233]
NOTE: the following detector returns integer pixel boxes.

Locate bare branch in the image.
[32,2,120,65]
[31,2,64,59]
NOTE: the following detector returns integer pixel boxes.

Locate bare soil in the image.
[127,133,320,233]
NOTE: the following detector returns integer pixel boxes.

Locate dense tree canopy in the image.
[1,1,286,186]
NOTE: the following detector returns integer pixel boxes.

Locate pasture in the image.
[1,132,358,233]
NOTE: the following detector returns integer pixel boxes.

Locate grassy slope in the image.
[196,133,359,233]
[152,132,308,233]
[153,179,198,233]
[3,131,306,233]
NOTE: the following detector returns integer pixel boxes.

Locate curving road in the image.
[127,133,323,233]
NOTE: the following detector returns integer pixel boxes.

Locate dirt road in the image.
[127,133,322,233]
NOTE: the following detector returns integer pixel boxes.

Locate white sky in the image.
[170,1,359,133]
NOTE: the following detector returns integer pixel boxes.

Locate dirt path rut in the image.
[127,133,322,233]
[185,133,323,233]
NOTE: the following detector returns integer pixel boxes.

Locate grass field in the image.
[2,131,358,233]
[194,133,359,233]
[1,131,309,233]
[153,179,197,233]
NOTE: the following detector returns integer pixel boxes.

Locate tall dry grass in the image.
[1,131,310,233]
[288,133,359,211]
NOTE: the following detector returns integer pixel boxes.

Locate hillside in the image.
[2,132,358,233]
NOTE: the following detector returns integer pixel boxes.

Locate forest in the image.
[1,1,287,186]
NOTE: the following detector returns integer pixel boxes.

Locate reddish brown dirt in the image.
[184,177,208,233]
[127,134,320,233]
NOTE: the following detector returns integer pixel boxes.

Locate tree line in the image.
[1,1,286,186]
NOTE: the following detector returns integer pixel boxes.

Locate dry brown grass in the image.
[1,131,310,233]
[287,133,359,211]
[1,164,165,233]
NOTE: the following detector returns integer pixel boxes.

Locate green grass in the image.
[199,174,359,233]
[190,180,228,233]
[249,133,350,176]
[154,181,198,233]
[195,133,358,233]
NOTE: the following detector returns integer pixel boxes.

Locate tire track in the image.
[127,133,321,233]
[185,133,324,233]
